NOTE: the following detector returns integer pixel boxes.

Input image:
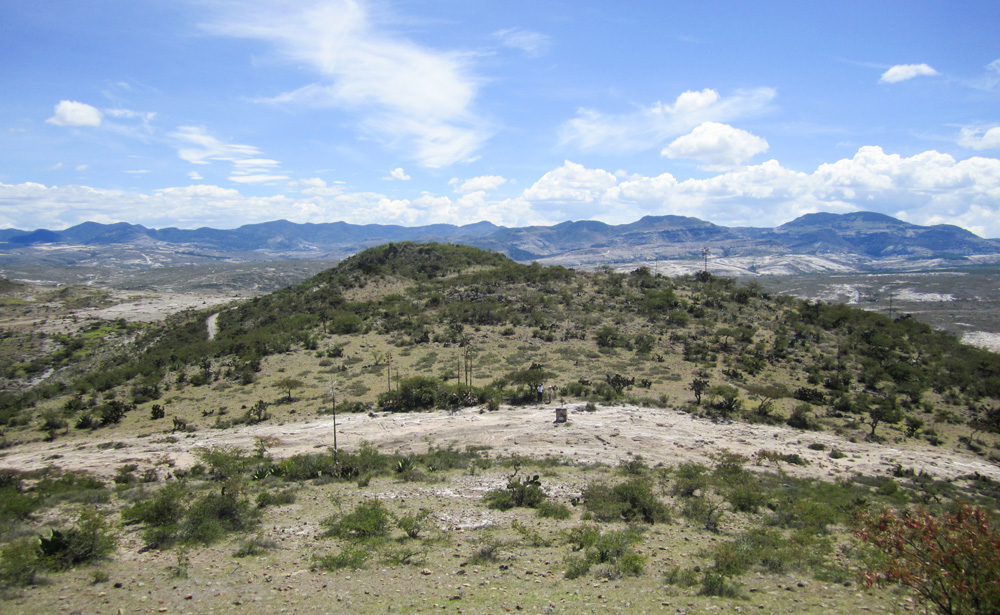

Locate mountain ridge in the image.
[1,212,998,271]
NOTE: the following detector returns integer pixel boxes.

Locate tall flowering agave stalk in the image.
[853,502,1000,615]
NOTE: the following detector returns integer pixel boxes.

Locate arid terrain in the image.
[2,253,999,615]
[4,401,995,615]
[5,403,998,486]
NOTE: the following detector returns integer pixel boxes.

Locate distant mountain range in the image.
[2,212,999,274]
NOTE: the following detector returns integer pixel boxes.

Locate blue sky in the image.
[3,1,1000,236]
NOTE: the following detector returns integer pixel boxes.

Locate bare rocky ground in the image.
[5,404,998,485]
[2,404,997,615]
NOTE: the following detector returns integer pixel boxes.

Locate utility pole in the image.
[328,380,338,463]
[386,352,392,393]
[701,246,711,273]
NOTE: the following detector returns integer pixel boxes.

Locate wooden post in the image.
[329,380,338,463]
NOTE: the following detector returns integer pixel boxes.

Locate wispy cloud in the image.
[879,63,939,84]
[170,125,260,165]
[201,0,489,167]
[170,126,287,184]
[493,28,551,56]
[560,88,776,153]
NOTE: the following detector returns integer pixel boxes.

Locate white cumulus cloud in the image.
[5,146,1000,238]
[560,88,775,153]
[662,122,769,170]
[388,168,411,181]
[879,63,939,84]
[959,126,1000,151]
[46,100,103,127]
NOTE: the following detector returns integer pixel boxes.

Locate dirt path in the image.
[3,404,996,483]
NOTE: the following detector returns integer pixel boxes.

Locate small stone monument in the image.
[554,407,568,423]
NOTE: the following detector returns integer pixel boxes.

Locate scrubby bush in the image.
[183,491,257,544]
[323,499,392,540]
[121,481,257,549]
[563,525,645,579]
[581,478,669,524]
[536,500,572,520]
[787,403,819,430]
[682,496,725,532]
[314,544,371,570]
[671,462,709,498]
[0,538,41,588]
[855,502,1000,615]
[38,509,117,571]
[483,475,547,510]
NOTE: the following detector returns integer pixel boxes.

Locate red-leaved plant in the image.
[854,502,1000,615]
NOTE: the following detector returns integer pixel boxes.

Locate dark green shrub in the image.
[255,488,297,508]
[323,499,392,540]
[314,544,371,570]
[671,462,709,497]
[563,525,645,579]
[664,566,700,587]
[536,500,572,520]
[699,572,745,599]
[787,403,819,430]
[468,535,504,565]
[182,491,258,546]
[682,496,725,532]
[483,475,547,510]
[396,510,429,539]
[726,481,768,514]
[33,471,109,507]
[617,456,649,476]
[417,444,490,472]
[38,509,117,571]
[378,376,442,412]
[233,535,277,558]
[121,481,186,532]
[581,478,669,523]
[277,452,341,481]
[0,481,36,529]
[0,538,41,588]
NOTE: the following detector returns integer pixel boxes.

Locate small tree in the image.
[605,373,635,395]
[867,396,903,440]
[690,378,709,405]
[274,377,304,403]
[707,384,742,417]
[969,403,1000,441]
